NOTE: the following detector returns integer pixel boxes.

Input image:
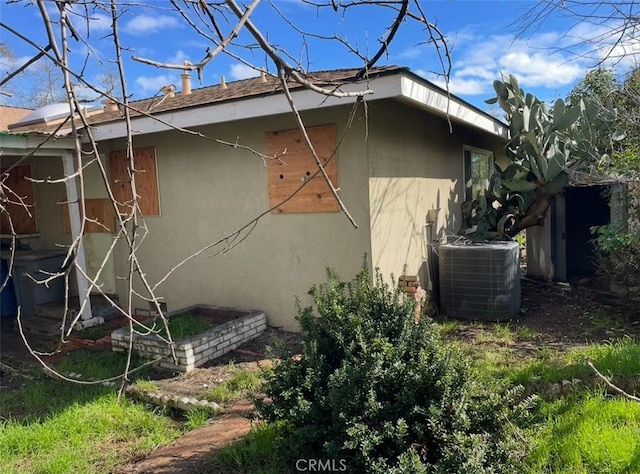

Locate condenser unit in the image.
[438,241,521,321]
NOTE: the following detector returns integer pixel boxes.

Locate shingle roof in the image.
[88,65,405,126]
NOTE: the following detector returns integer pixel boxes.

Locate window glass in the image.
[464,149,492,201]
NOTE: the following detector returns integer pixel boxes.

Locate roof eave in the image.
[0,132,76,155]
[87,72,507,141]
[398,73,508,138]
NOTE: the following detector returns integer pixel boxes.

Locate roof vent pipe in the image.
[102,98,118,113]
[260,70,267,83]
[220,76,227,89]
[181,72,192,95]
[181,61,192,95]
[160,84,176,98]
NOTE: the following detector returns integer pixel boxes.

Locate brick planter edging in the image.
[111,305,267,372]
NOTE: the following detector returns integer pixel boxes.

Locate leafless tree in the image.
[516,0,640,66]
[0,0,451,394]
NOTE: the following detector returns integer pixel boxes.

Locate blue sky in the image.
[0,0,634,111]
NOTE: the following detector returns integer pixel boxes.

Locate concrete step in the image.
[15,315,76,337]
[34,294,120,321]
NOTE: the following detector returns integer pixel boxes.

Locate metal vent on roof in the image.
[9,102,104,131]
[12,103,74,127]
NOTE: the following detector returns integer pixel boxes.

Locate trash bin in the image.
[10,251,67,317]
[0,258,17,319]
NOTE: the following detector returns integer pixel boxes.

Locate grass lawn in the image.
[210,323,640,474]
[0,351,181,474]
[3,317,639,473]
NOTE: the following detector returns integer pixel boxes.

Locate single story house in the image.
[1,66,508,331]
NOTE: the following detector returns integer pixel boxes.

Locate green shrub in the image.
[255,265,532,473]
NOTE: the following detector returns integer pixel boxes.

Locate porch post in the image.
[61,151,99,328]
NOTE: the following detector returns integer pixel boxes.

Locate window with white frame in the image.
[464,147,493,201]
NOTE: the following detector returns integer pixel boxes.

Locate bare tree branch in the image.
[587,360,640,402]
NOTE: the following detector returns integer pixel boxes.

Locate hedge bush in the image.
[256,266,532,473]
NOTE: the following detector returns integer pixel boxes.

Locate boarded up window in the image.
[0,164,37,235]
[62,198,116,233]
[109,147,160,216]
[265,125,339,213]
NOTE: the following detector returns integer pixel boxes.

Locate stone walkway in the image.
[117,400,255,473]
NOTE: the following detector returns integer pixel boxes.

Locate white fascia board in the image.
[399,76,508,138]
[0,133,76,154]
[88,73,506,141]
[90,75,403,141]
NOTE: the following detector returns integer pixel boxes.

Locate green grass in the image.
[184,408,211,430]
[209,422,289,474]
[0,349,182,473]
[526,392,640,473]
[0,387,179,474]
[515,325,536,340]
[492,322,514,342]
[434,322,640,472]
[204,364,262,404]
[56,349,151,381]
[437,320,460,335]
[143,312,213,340]
[501,338,640,392]
[1,350,152,423]
[133,379,160,393]
[75,325,112,341]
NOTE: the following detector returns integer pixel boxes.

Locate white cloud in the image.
[167,50,191,66]
[229,63,260,80]
[44,3,111,35]
[135,74,178,95]
[412,31,588,96]
[123,15,180,36]
[88,12,112,32]
[446,77,491,95]
[498,50,585,87]
[0,53,32,74]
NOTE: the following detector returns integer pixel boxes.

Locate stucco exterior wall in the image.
[367,100,507,289]
[77,156,117,294]
[104,104,373,331]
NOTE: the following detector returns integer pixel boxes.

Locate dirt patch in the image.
[116,400,256,474]
[443,278,640,347]
[144,327,300,398]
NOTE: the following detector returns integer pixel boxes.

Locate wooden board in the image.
[0,164,37,235]
[109,147,160,216]
[265,124,339,213]
[62,198,116,233]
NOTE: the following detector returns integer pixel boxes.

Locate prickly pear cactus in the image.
[461,74,619,240]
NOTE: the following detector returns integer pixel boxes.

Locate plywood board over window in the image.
[265,124,339,213]
[0,164,37,235]
[62,198,116,233]
[109,147,160,216]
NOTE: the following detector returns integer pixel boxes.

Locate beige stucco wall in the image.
[103,105,373,331]
[93,98,506,330]
[367,100,507,289]
[75,155,117,294]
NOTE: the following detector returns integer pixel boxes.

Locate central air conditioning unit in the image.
[438,241,521,321]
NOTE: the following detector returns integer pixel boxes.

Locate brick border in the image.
[111,305,267,372]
